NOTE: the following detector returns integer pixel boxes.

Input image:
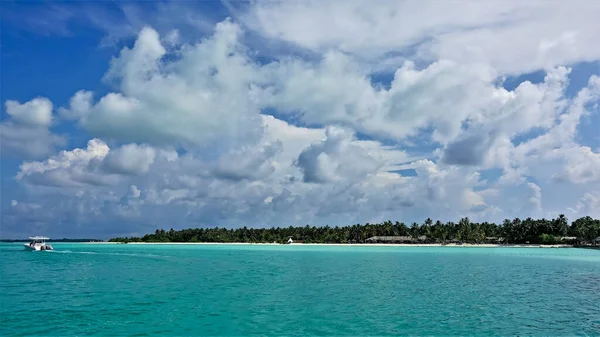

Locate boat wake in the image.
[47,250,168,258]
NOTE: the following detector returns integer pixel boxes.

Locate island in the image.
[108,215,600,247]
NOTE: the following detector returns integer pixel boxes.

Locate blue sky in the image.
[1,0,599,239]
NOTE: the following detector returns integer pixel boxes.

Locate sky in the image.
[1,0,599,239]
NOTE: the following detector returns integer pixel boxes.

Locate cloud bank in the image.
[2,1,600,238]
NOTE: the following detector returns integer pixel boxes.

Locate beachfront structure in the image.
[485,237,505,244]
[560,236,578,244]
[365,236,426,243]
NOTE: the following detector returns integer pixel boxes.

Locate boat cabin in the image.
[28,236,49,246]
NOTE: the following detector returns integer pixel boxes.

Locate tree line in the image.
[108,215,600,245]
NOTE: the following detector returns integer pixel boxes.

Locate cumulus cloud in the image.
[408,160,493,217]
[0,98,66,159]
[58,90,93,121]
[213,140,283,181]
[62,19,265,151]
[5,98,53,127]
[103,144,157,175]
[296,126,382,183]
[504,75,600,183]
[15,138,178,188]
[559,146,600,184]
[7,115,421,236]
[263,56,583,164]
[16,139,114,187]
[265,56,497,144]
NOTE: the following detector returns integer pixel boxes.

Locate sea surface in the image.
[1,243,599,336]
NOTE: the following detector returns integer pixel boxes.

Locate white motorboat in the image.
[24,236,53,251]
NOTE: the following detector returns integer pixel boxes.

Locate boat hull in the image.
[23,244,53,251]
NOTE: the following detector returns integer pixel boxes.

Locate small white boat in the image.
[24,236,53,251]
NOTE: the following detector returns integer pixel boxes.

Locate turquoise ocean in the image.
[1,243,599,336]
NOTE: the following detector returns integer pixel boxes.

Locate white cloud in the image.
[265,56,497,144]
[264,57,583,165]
[239,0,515,58]
[239,0,600,75]
[553,146,600,184]
[0,98,66,159]
[527,182,543,213]
[568,192,600,219]
[103,143,157,175]
[505,75,600,184]
[59,17,583,159]
[58,90,93,121]
[296,126,382,183]
[213,139,282,181]
[5,97,53,127]
[15,138,178,188]
[128,185,141,198]
[63,19,265,151]
[16,138,114,187]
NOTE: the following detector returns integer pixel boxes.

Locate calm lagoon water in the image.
[1,243,599,336]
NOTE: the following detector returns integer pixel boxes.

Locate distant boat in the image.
[24,236,53,251]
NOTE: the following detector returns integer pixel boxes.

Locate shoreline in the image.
[78,242,577,248]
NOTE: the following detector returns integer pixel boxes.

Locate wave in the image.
[47,250,168,258]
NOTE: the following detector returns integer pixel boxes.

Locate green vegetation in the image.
[109,215,600,245]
